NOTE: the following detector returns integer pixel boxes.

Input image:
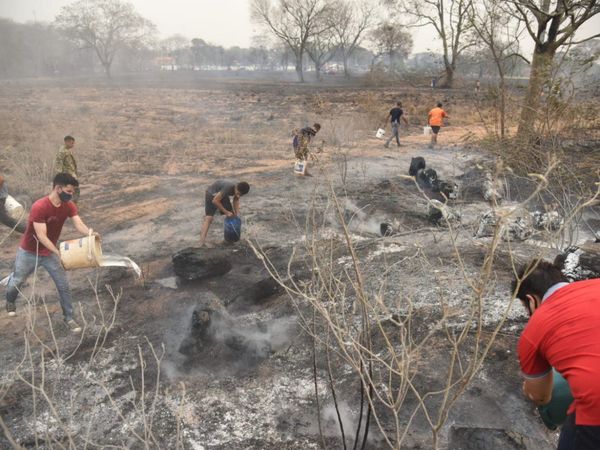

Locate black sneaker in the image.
[6,301,16,317]
[65,319,82,334]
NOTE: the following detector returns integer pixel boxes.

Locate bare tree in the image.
[55,0,156,78]
[251,0,334,82]
[389,0,475,87]
[470,0,526,138]
[305,9,337,81]
[369,21,413,72]
[507,1,600,138]
[331,0,376,78]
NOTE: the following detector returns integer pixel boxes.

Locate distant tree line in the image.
[1,0,599,139]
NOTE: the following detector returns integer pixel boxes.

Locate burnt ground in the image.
[0,75,598,449]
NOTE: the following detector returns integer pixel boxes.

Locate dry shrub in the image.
[538,96,600,139]
[478,82,599,191]
[0,101,98,200]
[317,116,364,148]
[356,92,386,128]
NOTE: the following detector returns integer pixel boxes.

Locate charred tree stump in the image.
[172,247,232,281]
[555,241,600,281]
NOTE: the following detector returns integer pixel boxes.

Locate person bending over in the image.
[512,260,600,449]
[199,180,250,246]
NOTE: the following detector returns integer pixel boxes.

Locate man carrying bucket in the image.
[5,173,97,333]
[383,102,409,148]
[512,260,600,449]
[292,123,321,177]
[199,180,250,247]
[427,102,448,148]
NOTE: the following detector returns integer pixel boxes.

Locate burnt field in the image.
[0,75,598,449]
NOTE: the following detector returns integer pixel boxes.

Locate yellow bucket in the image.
[59,232,103,270]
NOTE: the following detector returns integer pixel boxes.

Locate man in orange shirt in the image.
[428,102,448,148]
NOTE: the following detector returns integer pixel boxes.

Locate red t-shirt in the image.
[20,196,78,256]
[518,279,600,425]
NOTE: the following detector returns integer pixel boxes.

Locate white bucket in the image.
[294,159,307,175]
[4,195,24,221]
[60,232,103,270]
[375,128,385,139]
[423,126,432,136]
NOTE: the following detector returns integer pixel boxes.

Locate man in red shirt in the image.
[513,260,600,449]
[5,173,97,333]
[427,102,448,148]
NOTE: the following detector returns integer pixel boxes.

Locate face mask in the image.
[59,191,73,202]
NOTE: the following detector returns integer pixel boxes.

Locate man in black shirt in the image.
[199,180,250,246]
[384,102,409,148]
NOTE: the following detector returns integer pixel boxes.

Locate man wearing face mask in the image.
[5,173,97,333]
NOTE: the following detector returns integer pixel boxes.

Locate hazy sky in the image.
[0,0,599,54]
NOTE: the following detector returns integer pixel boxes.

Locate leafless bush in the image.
[0,268,188,449]
[0,102,98,199]
[249,161,598,448]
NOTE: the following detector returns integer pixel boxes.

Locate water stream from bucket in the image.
[99,254,142,278]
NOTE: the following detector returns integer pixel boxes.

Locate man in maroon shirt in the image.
[513,260,600,449]
[5,173,97,333]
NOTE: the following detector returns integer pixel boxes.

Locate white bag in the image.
[423,126,432,136]
[294,159,307,175]
[375,128,385,139]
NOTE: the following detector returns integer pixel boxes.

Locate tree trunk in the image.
[442,63,454,88]
[517,47,556,138]
[315,61,322,81]
[295,52,304,82]
[499,76,505,139]
[343,55,350,79]
[103,62,111,78]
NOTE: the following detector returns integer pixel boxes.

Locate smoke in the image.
[211,314,295,359]
[321,401,358,437]
[162,300,296,380]
[342,199,384,236]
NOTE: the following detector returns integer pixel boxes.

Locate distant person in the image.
[292,123,321,176]
[5,173,99,333]
[512,260,600,449]
[427,102,448,148]
[55,135,80,202]
[384,102,409,148]
[475,79,481,94]
[430,78,437,89]
[199,180,250,246]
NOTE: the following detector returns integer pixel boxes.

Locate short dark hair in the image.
[436,102,443,108]
[64,135,75,142]
[313,123,321,131]
[237,181,250,195]
[53,172,79,188]
[512,260,567,303]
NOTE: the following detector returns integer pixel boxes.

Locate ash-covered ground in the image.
[1,78,597,449]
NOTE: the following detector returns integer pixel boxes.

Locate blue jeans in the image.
[385,122,400,146]
[6,247,74,321]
